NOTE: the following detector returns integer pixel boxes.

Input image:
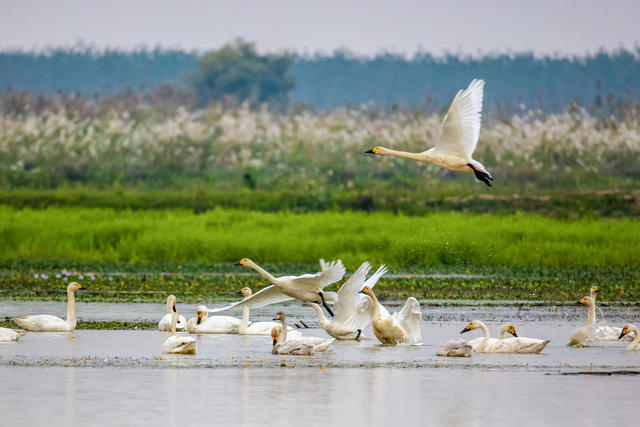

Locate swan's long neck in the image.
[66,289,76,329]
[166,299,172,314]
[498,325,509,339]
[240,306,250,333]
[585,303,596,326]
[170,315,177,336]
[629,326,640,350]
[310,303,330,328]
[367,289,383,320]
[279,317,288,343]
[380,147,426,161]
[478,322,491,351]
[247,262,278,284]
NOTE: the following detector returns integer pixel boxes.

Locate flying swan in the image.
[12,282,84,332]
[366,79,493,186]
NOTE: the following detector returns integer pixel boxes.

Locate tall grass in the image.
[1,206,637,268]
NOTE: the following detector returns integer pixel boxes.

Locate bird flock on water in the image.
[2,80,637,357]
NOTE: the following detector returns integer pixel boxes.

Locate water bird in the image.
[568,296,632,347]
[236,287,294,335]
[12,282,84,332]
[618,324,639,350]
[208,259,345,316]
[162,313,196,354]
[358,286,422,346]
[0,327,24,342]
[309,262,387,340]
[186,305,241,334]
[461,321,550,353]
[271,312,333,355]
[435,339,472,357]
[365,79,493,186]
[157,295,187,332]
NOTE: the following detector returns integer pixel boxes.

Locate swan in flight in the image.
[619,324,640,351]
[236,287,291,335]
[271,312,333,355]
[0,327,24,342]
[309,262,387,340]
[12,282,84,332]
[208,259,345,316]
[569,296,632,346]
[157,295,187,332]
[163,313,197,354]
[186,305,240,334]
[366,79,493,186]
[436,339,472,357]
[358,286,422,346]
[461,321,550,353]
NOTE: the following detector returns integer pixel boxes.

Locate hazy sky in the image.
[2,0,639,56]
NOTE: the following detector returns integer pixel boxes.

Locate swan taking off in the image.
[309,262,387,340]
[271,312,333,355]
[158,295,187,332]
[208,259,345,317]
[186,305,240,334]
[366,79,493,186]
[358,286,422,346]
[163,313,197,354]
[619,324,640,351]
[0,327,24,342]
[12,282,84,332]
[461,321,550,354]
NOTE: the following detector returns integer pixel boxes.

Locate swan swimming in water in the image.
[619,324,640,351]
[209,259,345,316]
[186,305,240,334]
[366,79,493,186]
[0,327,24,342]
[461,321,550,353]
[568,296,632,347]
[157,295,187,332]
[12,282,84,332]
[271,312,333,355]
[163,313,197,355]
[358,286,422,346]
[436,339,472,357]
[236,287,293,335]
[309,262,387,340]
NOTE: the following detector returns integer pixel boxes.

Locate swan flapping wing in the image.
[394,297,422,344]
[338,264,389,330]
[289,259,346,289]
[435,79,484,159]
[332,262,371,321]
[207,285,293,313]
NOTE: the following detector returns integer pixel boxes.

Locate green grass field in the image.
[1,205,638,302]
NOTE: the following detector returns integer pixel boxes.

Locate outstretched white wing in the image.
[332,262,372,324]
[290,259,346,289]
[435,79,484,159]
[207,285,293,313]
[340,264,389,330]
[393,297,422,345]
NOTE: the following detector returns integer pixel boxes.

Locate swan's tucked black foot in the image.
[467,163,493,187]
[319,292,335,317]
[355,329,362,341]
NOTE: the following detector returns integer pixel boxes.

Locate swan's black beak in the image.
[512,332,518,337]
[460,327,470,334]
[272,338,277,346]
[619,328,628,340]
[594,289,600,293]
[272,316,279,321]
[197,317,202,325]
[358,289,366,294]
[236,290,244,295]
[172,306,177,312]
[365,149,375,154]
[234,262,243,266]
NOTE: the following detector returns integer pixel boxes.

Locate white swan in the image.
[461,321,550,353]
[436,339,472,357]
[366,79,493,186]
[12,282,84,332]
[619,324,640,351]
[309,262,387,340]
[271,312,333,355]
[465,323,517,351]
[162,313,196,354]
[0,327,24,342]
[358,285,422,346]
[589,286,599,301]
[568,296,631,347]
[157,295,187,331]
[186,305,240,334]
[208,259,345,316]
[236,287,291,335]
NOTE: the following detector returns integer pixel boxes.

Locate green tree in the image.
[190,39,294,107]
